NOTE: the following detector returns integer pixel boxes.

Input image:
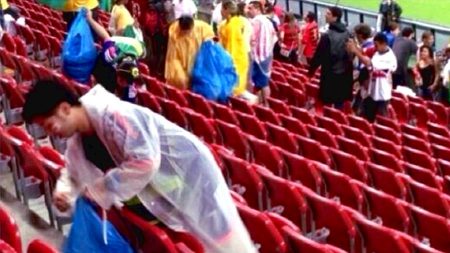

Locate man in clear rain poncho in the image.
[22,80,256,253]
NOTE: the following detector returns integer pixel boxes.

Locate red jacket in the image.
[301,21,318,58]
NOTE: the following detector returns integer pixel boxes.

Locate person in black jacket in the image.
[377,0,402,32]
[308,6,354,109]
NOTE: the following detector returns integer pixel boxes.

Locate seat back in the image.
[0,205,21,253]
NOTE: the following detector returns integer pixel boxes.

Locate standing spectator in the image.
[392,27,417,88]
[219,1,251,99]
[377,0,402,32]
[142,3,169,78]
[308,6,353,109]
[108,0,135,36]
[352,23,376,115]
[300,11,318,64]
[441,45,450,102]
[211,0,223,34]
[413,45,440,100]
[383,22,399,48]
[248,0,277,105]
[277,12,301,64]
[348,33,397,122]
[416,31,435,59]
[165,15,214,89]
[173,0,198,20]
[62,0,99,31]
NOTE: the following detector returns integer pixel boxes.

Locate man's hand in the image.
[53,191,71,212]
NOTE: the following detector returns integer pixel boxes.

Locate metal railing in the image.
[280,0,450,50]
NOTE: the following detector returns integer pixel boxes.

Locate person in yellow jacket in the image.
[63,0,99,31]
[165,14,214,89]
[108,0,135,36]
[218,0,252,99]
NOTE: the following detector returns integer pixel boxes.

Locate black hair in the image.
[419,45,434,59]
[178,15,194,31]
[222,0,238,16]
[354,23,372,40]
[305,11,316,22]
[23,79,80,123]
[373,32,388,44]
[388,22,398,32]
[237,2,246,16]
[421,31,433,41]
[328,6,342,21]
[401,27,414,37]
[249,1,263,12]
[265,3,274,13]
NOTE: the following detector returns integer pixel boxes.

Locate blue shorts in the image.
[251,57,272,89]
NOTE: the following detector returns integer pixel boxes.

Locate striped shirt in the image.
[250,14,277,63]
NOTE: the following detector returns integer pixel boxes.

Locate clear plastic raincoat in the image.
[56,85,256,253]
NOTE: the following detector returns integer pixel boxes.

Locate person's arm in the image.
[308,34,329,76]
[88,110,161,209]
[86,8,111,41]
[347,39,372,67]
[430,61,441,90]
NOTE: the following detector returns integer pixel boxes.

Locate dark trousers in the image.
[363,97,389,122]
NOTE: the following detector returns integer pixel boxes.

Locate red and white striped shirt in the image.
[250,15,277,63]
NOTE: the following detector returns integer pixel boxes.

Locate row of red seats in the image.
[134,77,450,252]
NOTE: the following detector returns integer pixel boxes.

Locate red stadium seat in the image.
[255,167,308,231]
[265,122,299,154]
[408,179,450,218]
[336,136,370,162]
[367,162,408,199]
[236,112,268,140]
[359,183,410,232]
[164,85,189,107]
[236,203,287,253]
[0,205,21,253]
[184,109,218,144]
[348,210,410,253]
[219,151,265,210]
[410,205,450,252]
[279,115,309,137]
[347,115,374,135]
[210,102,239,126]
[329,148,368,183]
[137,91,162,114]
[315,164,364,211]
[215,120,251,160]
[281,150,323,194]
[254,104,282,125]
[247,135,286,176]
[307,125,338,149]
[296,135,332,166]
[27,239,59,253]
[184,91,214,118]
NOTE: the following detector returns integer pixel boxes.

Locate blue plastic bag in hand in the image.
[191,40,237,103]
[62,8,97,84]
[63,197,134,253]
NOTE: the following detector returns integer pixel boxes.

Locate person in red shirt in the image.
[300,11,318,64]
[278,12,301,63]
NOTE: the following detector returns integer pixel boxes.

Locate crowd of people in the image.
[2,0,450,251]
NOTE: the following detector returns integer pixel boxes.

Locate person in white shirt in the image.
[441,46,450,90]
[348,32,397,122]
[173,0,198,20]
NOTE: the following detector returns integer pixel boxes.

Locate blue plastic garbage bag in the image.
[63,197,135,253]
[62,8,97,84]
[191,40,237,103]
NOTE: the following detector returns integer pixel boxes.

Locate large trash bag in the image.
[191,40,237,102]
[62,8,97,84]
[36,0,68,10]
[63,197,135,253]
